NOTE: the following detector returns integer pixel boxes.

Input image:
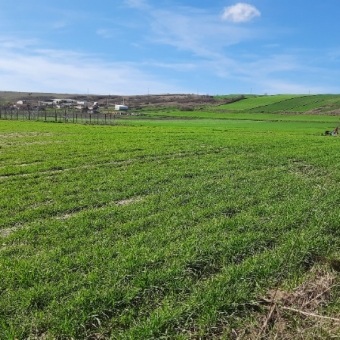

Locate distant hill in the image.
[0,91,243,110]
[2,92,340,114]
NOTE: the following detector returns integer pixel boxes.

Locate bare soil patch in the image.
[116,197,142,206]
[0,132,54,138]
[55,196,143,220]
[0,226,19,238]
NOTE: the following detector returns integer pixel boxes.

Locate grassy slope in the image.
[248,94,340,113]
[215,94,300,110]
[1,117,340,339]
[213,94,340,114]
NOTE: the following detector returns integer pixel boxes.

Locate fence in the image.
[0,108,118,125]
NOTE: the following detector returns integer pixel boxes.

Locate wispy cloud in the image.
[222,3,261,23]
[96,29,115,39]
[232,52,340,94]
[0,3,338,95]
[52,21,68,29]
[123,2,336,94]
[0,34,337,95]
[0,36,38,50]
[142,60,197,71]
[147,8,260,58]
[0,37,183,94]
[124,0,150,10]
[259,79,336,95]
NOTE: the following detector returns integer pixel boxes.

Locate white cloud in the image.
[222,3,261,23]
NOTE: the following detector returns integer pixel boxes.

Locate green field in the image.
[1,109,340,339]
[138,109,340,124]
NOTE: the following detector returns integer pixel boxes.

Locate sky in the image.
[1,0,340,95]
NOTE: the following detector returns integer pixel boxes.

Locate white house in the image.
[53,99,77,105]
[38,100,54,106]
[76,101,90,106]
[115,104,128,111]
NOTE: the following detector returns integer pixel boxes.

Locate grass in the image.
[1,113,340,339]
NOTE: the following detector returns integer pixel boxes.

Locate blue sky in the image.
[1,0,340,95]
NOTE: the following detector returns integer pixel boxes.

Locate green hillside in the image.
[249,94,340,113]
[214,94,340,114]
[216,95,299,110]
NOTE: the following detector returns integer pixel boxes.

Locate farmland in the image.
[1,95,340,339]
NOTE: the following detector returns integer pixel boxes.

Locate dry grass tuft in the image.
[231,264,340,340]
